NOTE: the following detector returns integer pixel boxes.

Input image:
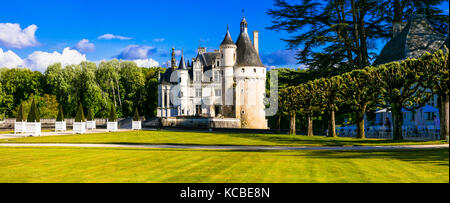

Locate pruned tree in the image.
[418,49,449,140]
[373,58,432,140]
[313,76,344,137]
[340,68,381,139]
[74,102,85,123]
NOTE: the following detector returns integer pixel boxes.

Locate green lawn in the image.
[0,147,447,183]
[0,130,447,146]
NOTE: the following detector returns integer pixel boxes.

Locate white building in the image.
[157,17,268,129]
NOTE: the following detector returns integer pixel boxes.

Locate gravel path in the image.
[0,143,447,151]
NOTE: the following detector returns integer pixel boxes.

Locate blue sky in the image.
[0,0,448,71]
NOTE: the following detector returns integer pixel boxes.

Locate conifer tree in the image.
[27,98,40,122]
[56,104,64,122]
[75,102,85,122]
[133,107,140,121]
[108,104,117,122]
[16,103,25,122]
[86,108,94,121]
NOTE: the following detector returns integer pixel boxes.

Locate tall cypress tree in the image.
[56,104,64,122]
[133,107,140,121]
[27,98,40,122]
[108,104,117,122]
[16,103,25,122]
[86,108,94,121]
[75,102,85,122]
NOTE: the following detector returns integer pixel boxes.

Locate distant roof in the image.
[235,31,264,67]
[373,14,446,66]
[159,68,174,84]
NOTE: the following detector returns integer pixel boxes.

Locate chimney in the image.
[253,31,259,55]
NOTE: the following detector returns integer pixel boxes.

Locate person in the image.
[385,117,391,132]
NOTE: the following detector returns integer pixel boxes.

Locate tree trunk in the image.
[307,114,313,136]
[440,94,449,140]
[289,113,296,135]
[392,105,403,140]
[328,109,337,137]
[350,0,363,67]
[358,6,369,67]
[276,113,281,134]
[356,110,365,139]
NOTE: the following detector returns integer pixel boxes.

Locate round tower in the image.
[234,17,267,129]
[177,55,189,116]
[219,25,237,118]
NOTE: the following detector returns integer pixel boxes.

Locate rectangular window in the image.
[195,71,202,82]
[214,71,220,82]
[215,88,222,97]
[196,105,202,115]
[195,88,202,97]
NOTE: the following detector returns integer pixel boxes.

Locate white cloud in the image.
[153,38,165,42]
[0,48,24,68]
[117,45,157,60]
[24,48,86,72]
[74,39,95,53]
[98,34,133,40]
[0,23,39,49]
[133,58,160,68]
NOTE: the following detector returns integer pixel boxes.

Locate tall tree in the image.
[313,76,344,137]
[340,68,381,138]
[419,49,449,140]
[373,59,432,140]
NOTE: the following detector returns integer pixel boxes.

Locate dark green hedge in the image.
[27,98,40,122]
[133,107,140,121]
[75,102,85,122]
[108,104,117,122]
[56,104,64,121]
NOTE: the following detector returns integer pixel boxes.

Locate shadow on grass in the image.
[280,148,449,166]
[228,133,443,146]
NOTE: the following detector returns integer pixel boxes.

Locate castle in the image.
[157,17,268,129]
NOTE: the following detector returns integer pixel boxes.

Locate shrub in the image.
[27,98,40,122]
[75,102,85,122]
[133,107,140,121]
[86,108,94,121]
[56,104,64,122]
[16,103,25,122]
[108,104,117,122]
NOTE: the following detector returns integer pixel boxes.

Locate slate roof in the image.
[235,31,264,67]
[373,14,446,66]
[220,26,235,46]
[179,55,187,70]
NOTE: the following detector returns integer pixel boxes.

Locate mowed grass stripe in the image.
[0,147,447,183]
[1,130,446,146]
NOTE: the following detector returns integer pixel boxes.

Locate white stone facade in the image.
[158,17,267,129]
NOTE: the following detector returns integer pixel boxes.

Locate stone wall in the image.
[161,117,241,129]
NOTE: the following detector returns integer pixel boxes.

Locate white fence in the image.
[337,125,441,140]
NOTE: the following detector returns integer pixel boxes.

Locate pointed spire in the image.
[179,54,187,70]
[220,25,235,46]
